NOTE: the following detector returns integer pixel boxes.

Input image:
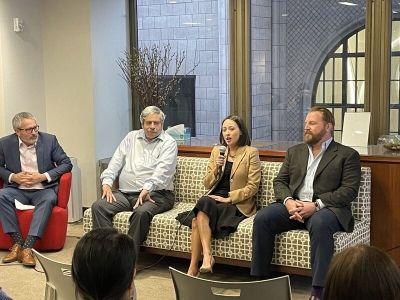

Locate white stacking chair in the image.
[32,249,75,300]
[169,267,292,300]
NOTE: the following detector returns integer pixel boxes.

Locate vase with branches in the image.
[117,43,197,110]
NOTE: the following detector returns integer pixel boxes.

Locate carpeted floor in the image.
[0,222,311,299]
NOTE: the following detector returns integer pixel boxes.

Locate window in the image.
[136,0,226,137]
[390,19,400,134]
[314,29,366,141]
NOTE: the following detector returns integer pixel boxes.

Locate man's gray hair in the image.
[12,112,36,131]
[139,106,166,124]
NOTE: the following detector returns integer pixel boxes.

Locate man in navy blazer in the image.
[0,112,72,267]
[251,107,361,300]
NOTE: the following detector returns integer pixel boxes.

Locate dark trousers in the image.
[0,187,57,238]
[91,189,175,258]
[251,202,342,287]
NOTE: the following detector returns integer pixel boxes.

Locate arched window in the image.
[315,20,400,140]
[313,28,365,141]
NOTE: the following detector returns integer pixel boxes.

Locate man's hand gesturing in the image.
[102,184,116,203]
[133,189,155,209]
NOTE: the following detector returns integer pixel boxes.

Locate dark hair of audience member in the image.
[72,228,136,300]
[324,244,400,300]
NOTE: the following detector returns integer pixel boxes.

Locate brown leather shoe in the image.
[2,244,22,263]
[19,248,36,267]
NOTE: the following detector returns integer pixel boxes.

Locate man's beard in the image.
[303,129,326,146]
[24,135,38,145]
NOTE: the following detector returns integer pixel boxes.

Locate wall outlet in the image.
[13,18,23,32]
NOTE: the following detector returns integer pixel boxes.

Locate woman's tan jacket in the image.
[203,145,261,217]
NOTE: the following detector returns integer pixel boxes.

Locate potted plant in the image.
[117,43,197,111]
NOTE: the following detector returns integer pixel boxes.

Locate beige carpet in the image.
[0,222,311,300]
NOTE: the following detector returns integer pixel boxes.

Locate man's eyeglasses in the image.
[18,125,39,133]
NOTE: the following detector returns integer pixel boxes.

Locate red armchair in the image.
[0,172,72,250]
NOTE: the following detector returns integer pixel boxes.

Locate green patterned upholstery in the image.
[83,156,371,271]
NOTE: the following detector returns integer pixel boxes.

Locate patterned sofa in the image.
[83,156,371,275]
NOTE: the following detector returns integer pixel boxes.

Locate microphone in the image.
[219,145,227,157]
[218,145,227,173]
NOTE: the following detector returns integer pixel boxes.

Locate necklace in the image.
[228,148,237,158]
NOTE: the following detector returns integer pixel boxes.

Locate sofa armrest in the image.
[57,172,72,208]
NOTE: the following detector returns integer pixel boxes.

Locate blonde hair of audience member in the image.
[72,228,136,300]
[324,244,400,300]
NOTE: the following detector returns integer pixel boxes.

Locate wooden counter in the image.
[178,138,400,265]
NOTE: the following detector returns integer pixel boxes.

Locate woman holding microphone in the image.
[177,115,261,276]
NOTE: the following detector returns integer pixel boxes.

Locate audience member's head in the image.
[72,228,136,300]
[324,244,400,300]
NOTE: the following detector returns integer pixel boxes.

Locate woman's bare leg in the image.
[187,218,201,276]
[196,211,214,271]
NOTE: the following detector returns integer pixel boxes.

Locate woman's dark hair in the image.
[324,244,400,300]
[219,115,251,147]
[72,228,136,300]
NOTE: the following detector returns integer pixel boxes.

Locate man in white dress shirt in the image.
[91,106,178,259]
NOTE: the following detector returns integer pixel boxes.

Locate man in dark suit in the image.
[251,107,361,300]
[0,112,72,267]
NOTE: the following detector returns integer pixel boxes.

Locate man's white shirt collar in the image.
[307,137,333,153]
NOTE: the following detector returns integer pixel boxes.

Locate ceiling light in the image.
[183,22,202,25]
[338,2,358,6]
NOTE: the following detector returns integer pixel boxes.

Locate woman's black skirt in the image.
[176,196,246,239]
